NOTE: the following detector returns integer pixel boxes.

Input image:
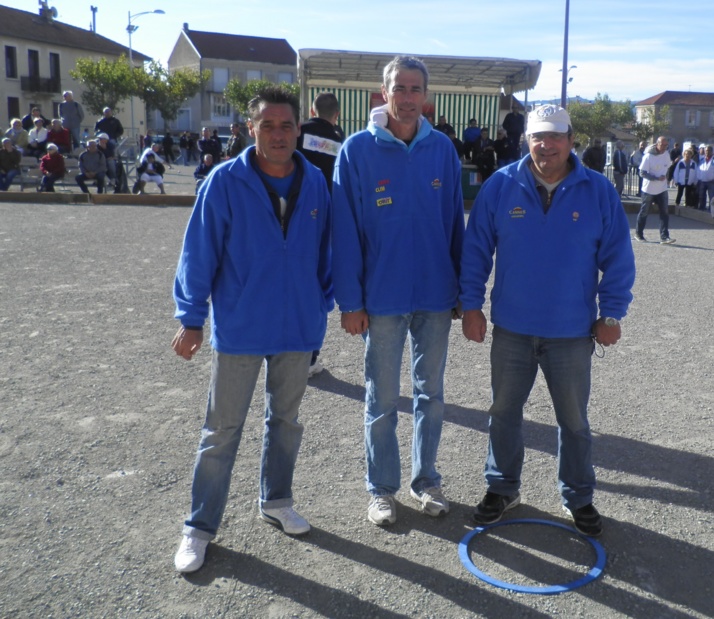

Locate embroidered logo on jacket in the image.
[311,209,318,219]
[431,179,442,189]
[509,206,526,219]
[572,211,580,222]
[376,197,393,207]
[302,134,341,157]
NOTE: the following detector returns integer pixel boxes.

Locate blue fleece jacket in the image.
[173,147,334,355]
[460,155,635,338]
[332,118,464,315]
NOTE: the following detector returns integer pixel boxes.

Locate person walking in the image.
[636,136,675,243]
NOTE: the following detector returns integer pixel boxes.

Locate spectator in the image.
[5,119,29,154]
[75,139,107,194]
[582,138,605,173]
[134,153,165,194]
[447,129,465,159]
[47,119,72,154]
[162,131,176,166]
[193,153,215,194]
[630,141,646,196]
[502,104,525,159]
[668,142,682,186]
[697,145,714,212]
[493,128,510,168]
[38,143,66,192]
[187,133,199,163]
[0,138,21,191]
[433,115,454,135]
[139,142,166,165]
[636,136,675,243]
[59,91,85,150]
[225,122,245,159]
[21,107,49,132]
[472,128,496,182]
[178,131,190,165]
[462,118,481,161]
[96,133,117,187]
[94,107,124,143]
[143,129,154,150]
[612,140,629,197]
[673,149,698,207]
[26,117,49,158]
[198,127,222,161]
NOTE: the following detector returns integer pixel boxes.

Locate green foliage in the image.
[567,93,634,144]
[70,55,136,115]
[224,79,300,118]
[632,105,671,143]
[135,61,210,123]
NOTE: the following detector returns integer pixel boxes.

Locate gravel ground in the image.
[0,201,711,618]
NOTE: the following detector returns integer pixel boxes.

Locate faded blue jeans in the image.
[485,326,596,510]
[183,349,311,540]
[363,310,452,497]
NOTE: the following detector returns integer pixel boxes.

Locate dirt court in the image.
[0,201,711,618]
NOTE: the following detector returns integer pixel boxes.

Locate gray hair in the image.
[383,56,429,91]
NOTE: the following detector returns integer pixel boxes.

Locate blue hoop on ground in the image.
[458,518,606,595]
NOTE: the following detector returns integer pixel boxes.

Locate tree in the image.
[567,93,634,145]
[70,55,136,115]
[632,105,671,143]
[134,61,210,126]
[224,79,300,118]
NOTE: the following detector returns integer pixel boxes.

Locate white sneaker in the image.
[174,535,209,573]
[410,486,450,517]
[307,360,323,377]
[260,506,310,535]
[368,495,397,526]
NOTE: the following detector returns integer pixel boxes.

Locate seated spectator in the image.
[0,138,22,191]
[193,153,216,194]
[197,127,222,161]
[472,128,496,182]
[22,107,49,132]
[462,119,481,161]
[96,133,117,186]
[38,143,66,192]
[94,107,124,143]
[47,119,72,154]
[5,119,29,154]
[75,140,107,194]
[134,153,165,194]
[434,115,454,134]
[26,118,49,158]
[446,129,465,160]
[493,128,511,168]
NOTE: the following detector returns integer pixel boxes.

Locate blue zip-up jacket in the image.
[173,147,334,355]
[332,118,464,315]
[460,154,635,338]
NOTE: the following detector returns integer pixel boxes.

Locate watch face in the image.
[604,317,618,327]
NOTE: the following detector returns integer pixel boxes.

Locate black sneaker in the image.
[563,503,603,537]
[660,237,676,245]
[473,491,520,525]
[634,234,646,242]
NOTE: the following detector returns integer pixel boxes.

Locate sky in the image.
[6,0,713,104]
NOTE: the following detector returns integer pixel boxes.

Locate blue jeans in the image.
[636,190,669,239]
[363,310,452,496]
[0,168,19,191]
[485,326,596,510]
[698,180,714,210]
[183,349,311,540]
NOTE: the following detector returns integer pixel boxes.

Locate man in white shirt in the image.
[635,136,675,244]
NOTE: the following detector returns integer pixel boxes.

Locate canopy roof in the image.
[298,49,541,95]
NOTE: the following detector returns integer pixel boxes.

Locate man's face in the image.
[204,154,213,165]
[528,131,575,180]
[248,102,299,172]
[382,69,427,128]
[88,142,97,152]
[656,138,669,153]
[32,110,41,118]
[64,93,73,102]
[12,120,21,130]
[202,128,210,138]
[683,150,692,160]
[231,124,240,135]
[3,141,12,152]
[104,109,112,118]
[639,142,646,151]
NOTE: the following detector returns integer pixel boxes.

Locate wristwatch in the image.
[602,317,619,327]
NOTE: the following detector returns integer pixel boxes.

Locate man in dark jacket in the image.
[582,138,605,173]
[94,107,124,143]
[0,138,21,191]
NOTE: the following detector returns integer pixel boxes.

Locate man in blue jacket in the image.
[332,56,464,526]
[460,104,635,537]
[171,85,333,573]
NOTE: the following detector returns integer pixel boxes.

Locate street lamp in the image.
[560,0,570,108]
[127,9,165,143]
[559,64,577,103]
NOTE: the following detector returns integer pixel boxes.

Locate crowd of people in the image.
[169,59,636,575]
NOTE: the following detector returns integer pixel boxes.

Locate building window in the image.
[246,70,262,81]
[277,72,293,84]
[709,111,714,128]
[5,46,17,78]
[7,96,20,120]
[28,49,39,78]
[211,94,230,119]
[49,53,60,80]
[213,67,228,92]
[685,110,700,128]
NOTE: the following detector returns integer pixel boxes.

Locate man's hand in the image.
[341,310,369,336]
[172,326,203,360]
[462,309,487,343]
[592,319,621,346]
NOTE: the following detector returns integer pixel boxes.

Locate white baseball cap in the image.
[526,104,571,135]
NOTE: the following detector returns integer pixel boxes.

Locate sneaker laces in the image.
[372,495,394,511]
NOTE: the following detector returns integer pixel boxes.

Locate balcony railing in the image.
[20,76,62,93]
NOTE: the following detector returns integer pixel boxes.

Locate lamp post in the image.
[560,0,571,108]
[127,9,165,143]
[559,64,577,105]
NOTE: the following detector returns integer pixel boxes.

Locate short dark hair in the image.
[247,85,300,125]
[312,92,339,119]
[383,56,429,91]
